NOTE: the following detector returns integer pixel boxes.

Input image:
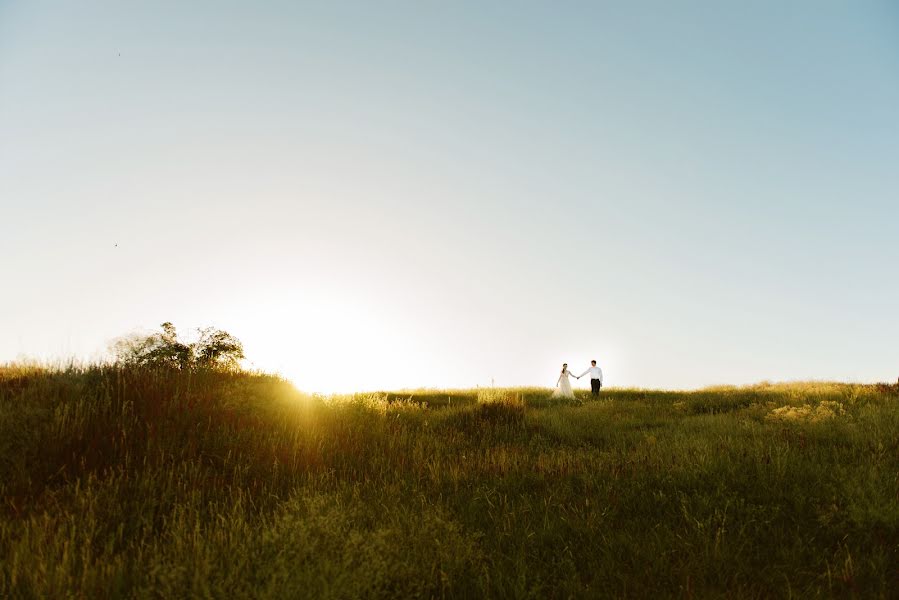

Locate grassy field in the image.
[1,365,896,598]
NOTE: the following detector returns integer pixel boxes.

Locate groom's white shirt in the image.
[578,366,603,381]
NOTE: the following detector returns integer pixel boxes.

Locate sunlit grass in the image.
[1,364,896,597]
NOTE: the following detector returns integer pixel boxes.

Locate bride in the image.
[553,363,576,399]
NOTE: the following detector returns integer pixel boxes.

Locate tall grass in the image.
[1,365,896,598]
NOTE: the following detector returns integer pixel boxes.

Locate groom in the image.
[577,360,603,397]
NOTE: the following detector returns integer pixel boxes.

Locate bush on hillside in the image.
[113,322,245,371]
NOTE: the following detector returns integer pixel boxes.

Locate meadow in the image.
[0,365,896,598]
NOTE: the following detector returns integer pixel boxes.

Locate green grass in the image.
[1,365,897,598]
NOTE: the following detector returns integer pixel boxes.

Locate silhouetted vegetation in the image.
[112,322,244,371]
[0,366,896,597]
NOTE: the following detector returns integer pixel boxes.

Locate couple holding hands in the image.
[554,360,603,399]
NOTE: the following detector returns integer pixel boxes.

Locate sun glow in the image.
[222,290,428,394]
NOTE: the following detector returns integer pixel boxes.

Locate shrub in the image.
[112,322,244,371]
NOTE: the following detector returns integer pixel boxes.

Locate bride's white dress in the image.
[553,369,576,399]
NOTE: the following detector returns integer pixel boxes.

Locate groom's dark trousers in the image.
[590,379,602,397]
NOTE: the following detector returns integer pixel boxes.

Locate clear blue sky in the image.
[2,1,898,391]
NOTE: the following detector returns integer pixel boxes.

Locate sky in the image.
[2,1,898,392]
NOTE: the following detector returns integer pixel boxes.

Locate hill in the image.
[1,365,897,598]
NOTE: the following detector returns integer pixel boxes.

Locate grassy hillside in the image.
[1,365,896,598]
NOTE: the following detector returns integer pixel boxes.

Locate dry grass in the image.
[1,364,897,598]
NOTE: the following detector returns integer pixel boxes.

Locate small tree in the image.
[113,322,245,371]
[194,327,245,371]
